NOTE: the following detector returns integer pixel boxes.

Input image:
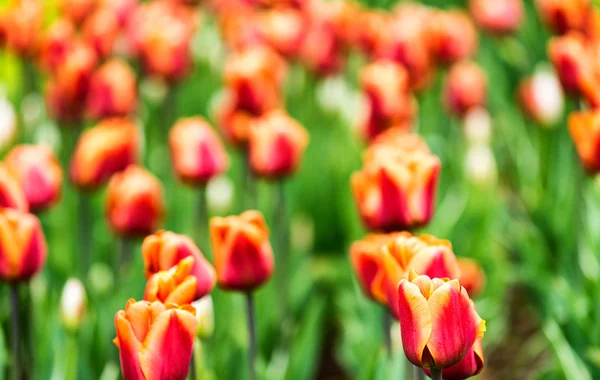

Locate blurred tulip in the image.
[354,10,390,58]
[351,140,441,232]
[39,19,75,72]
[83,8,120,58]
[142,230,216,300]
[100,0,137,27]
[299,13,345,76]
[86,59,137,119]
[569,110,600,172]
[0,97,17,150]
[210,210,274,291]
[427,10,478,64]
[105,165,164,237]
[397,272,486,369]
[465,144,498,187]
[443,61,487,117]
[462,107,492,144]
[365,128,429,162]
[58,0,96,25]
[548,32,597,95]
[470,0,524,35]
[424,339,484,380]
[258,8,306,58]
[518,68,564,126]
[0,208,47,282]
[458,258,486,298]
[0,164,28,212]
[1,0,43,57]
[217,8,264,52]
[114,299,197,380]
[144,257,200,305]
[169,117,229,185]
[248,109,309,178]
[60,278,87,331]
[4,145,62,212]
[535,0,591,34]
[191,295,214,339]
[215,91,256,146]
[70,118,139,190]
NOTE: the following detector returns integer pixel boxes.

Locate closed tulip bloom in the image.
[354,10,390,58]
[470,0,524,35]
[365,128,429,162]
[443,61,487,117]
[258,8,306,58]
[144,257,199,305]
[215,91,256,146]
[39,19,75,72]
[210,210,274,291]
[4,145,62,212]
[248,110,309,178]
[458,258,486,298]
[82,8,120,59]
[60,278,87,331]
[86,59,137,119]
[299,14,345,76]
[397,272,486,369]
[2,0,43,57]
[100,0,137,27]
[114,299,197,380]
[424,339,484,379]
[0,164,29,212]
[70,118,139,190]
[58,0,96,25]
[142,230,216,300]
[569,110,600,172]
[535,0,591,34]
[169,117,229,185]
[0,208,47,282]
[427,10,478,64]
[517,69,564,127]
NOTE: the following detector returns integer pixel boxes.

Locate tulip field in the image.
[1,0,600,379]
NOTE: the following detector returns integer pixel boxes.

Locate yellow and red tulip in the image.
[443,60,487,117]
[458,258,486,298]
[210,210,274,291]
[82,8,120,59]
[215,90,257,146]
[86,59,137,120]
[39,19,75,73]
[424,339,484,380]
[569,109,600,173]
[427,10,478,64]
[143,257,200,305]
[469,0,524,35]
[548,32,596,94]
[114,299,197,380]
[1,0,43,57]
[57,0,96,25]
[0,164,29,212]
[258,8,306,58]
[535,0,591,35]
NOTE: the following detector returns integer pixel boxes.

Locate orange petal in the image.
[165,276,197,305]
[114,311,145,380]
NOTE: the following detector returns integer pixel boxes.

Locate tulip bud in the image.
[424,339,484,379]
[82,8,120,59]
[39,19,75,73]
[470,0,524,35]
[535,0,591,34]
[4,144,63,212]
[169,117,229,185]
[465,144,498,187]
[86,59,137,120]
[258,8,305,58]
[1,0,43,57]
[144,257,200,305]
[210,210,274,291]
[215,90,256,146]
[458,258,486,298]
[518,68,564,127]
[463,107,492,145]
[248,109,309,178]
[427,10,478,64]
[58,0,96,25]
[569,109,600,173]
[60,278,87,331]
[142,230,216,300]
[70,118,139,190]
[0,97,17,150]
[113,299,197,380]
[397,272,486,369]
[0,164,29,212]
[548,32,596,95]
[191,295,214,339]
[298,13,345,76]
[100,0,137,27]
[0,208,47,282]
[443,61,487,117]
[353,10,389,58]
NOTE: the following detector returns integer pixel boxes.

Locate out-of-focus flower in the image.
[353,9,389,58]
[83,8,120,59]
[60,278,87,331]
[210,210,274,291]
[0,164,29,212]
[365,128,429,161]
[248,109,309,178]
[39,19,75,72]
[144,257,200,305]
[397,272,486,369]
[142,230,216,300]
[215,91,256,146]
[58,0,96,25]
[100,0,137,27]
[424,339,484,380]
[191,295,214,339]
[105,165,164,237]
[465,144,497,187]
[207,175,234,215]
[0,97,17,150]
[169,117,229,185]
[258,8,305,58]
[470,0,524,35]
[463,107,492,144]
[86,59,137,120]
[443,60,487,117]
[548,32,597,95]
[0,208,46,282]
[359,61,417,140]
[535,0,591,35]
[217,8,264,52]
[1,0,43,57]
[458,258,486,298]
[70,118,138,190]
[569,110,600,172]
[4,144,62,212]
[427,10,478,64]
[351,138,441,232]
[518,68,564,126]
[113,299,197,380]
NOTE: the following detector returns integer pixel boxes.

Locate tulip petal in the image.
[397,279,432,367]
[115,311,145,380]
[165,276,197,305]
[440,339,484,380]
[407,247,460,281]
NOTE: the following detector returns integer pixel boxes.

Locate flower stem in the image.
[78,191,92,278]
[190,344,198,380]
[241,148,255,211]
[382,309,392,359]
[116,236,131,279]
[245,292,257,380]
[196,185,208,256]
[430,367,442,380]
[274,180,290,327]
[413,365,425,380]
[9,283,20,380]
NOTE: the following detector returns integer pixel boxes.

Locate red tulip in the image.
[458,258,486,298]
[58,0,96,25]
[258,8,306,58]
[100,0,137,27]
[535,0,591,34]
[443,60,487,117]
[424,339,484,379]
[86,59,137,119]
[427,10,478,64]
[0,164,28,212]
[298,8,345,76]
[82,8,120,59]
[470,0,524,35]
[1,0,43,57]
[215,91,256,146]
[39,19,75,72]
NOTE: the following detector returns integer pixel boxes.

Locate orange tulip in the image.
[0,164,28,212]
[169,117,229,185]
[105,165,164,237]
[397,272,486,369]
[248,109,309,178]
[144,257,198,305]
[443,60,487,117]
[86,59,137,120]
[70,118,139,190]
[82,8,120,59]
[114,299,197,380]
[215,91,256,146]
[258,8,306,58]
[4,145,62,212]
[569,109,600,172]
[427,10,478,64]
[535,0,591,34]
[424,339,484,380]
[58,0,96,25]
[142,230,217,300]
[210,210,274,291]
[470,0,524,35]
[353,10,390,58]
[1,0,43,57]
[0,208,47,282]
[100,0,137,27]
[39,19,75,72]
[458,258,486,298]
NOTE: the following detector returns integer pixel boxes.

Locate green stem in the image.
[196,185,208,256]
[430,367,442,380]
[274,180,289,324]
[245,292,257,380]
[382,309,392,359]
[116,236,131,279]
[9,283,20,380]
[241,148,255,211]
[190,344,198,380]
[78,191,92,278]
[65,332,78,380]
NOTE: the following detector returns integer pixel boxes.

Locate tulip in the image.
[517,68,564,127]
[215,91,257,146]
[548,32,597,94]
[1,0,43,57]
[298,12,345,76]
[82,8,120,59]
[210,210,274,291]
[365,128,429,162]
[0,164,29,212]
[144,257,199,305]
[105,165,164,237]
[258,8,306,58]
[0,208,47,282]
[458,258,486,298]
[142,230,216,300]
[535,0,591,34]
[470,0,524,35]
[70,118,139,190]
[217,8,265,52]
[397,272,486,370]
[60,278,87,331]
[569,110,600,173]
[100,0,137,27]
[191,295,214,339]
[4,144,63,212]
[248,110,309,178]
[353,10,390,58]
[443,60,487,117]
[0,97,17,150]
[424,339,484,380]
[465,144,498,187]
[114,299,197,380]
[169,117,229,185]
[58,0,96,25]
[86,59,137,119]
[39,19,75,72]
[427,10,478,64]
